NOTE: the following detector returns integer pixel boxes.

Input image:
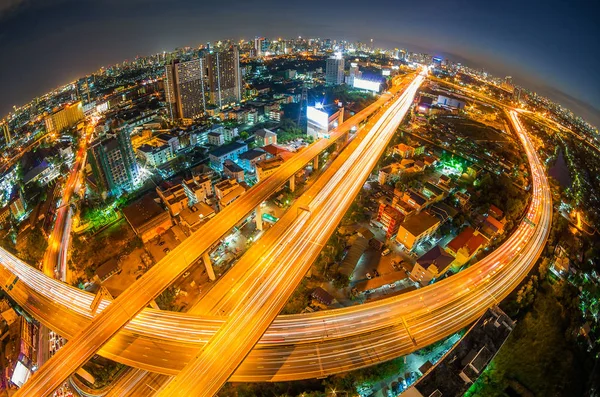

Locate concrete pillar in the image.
[289,174,295,192]
[255,205,263,231]
[203,251,216,281]
[313,156,319,171]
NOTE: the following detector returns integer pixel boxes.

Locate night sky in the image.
[0,0,599,127]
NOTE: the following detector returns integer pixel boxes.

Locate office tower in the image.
[326,55,345,86]
[165,59,207,120]
[205,46,242,108]
[347,63,361,86]
[1,121,10,145]
[87,128,139,196]
[44,101,84,133]
[254,37,265,56]
[76,75,96,105]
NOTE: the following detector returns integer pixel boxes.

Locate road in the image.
[0,88,551,392]
[155,71,427,396]
[11,74,415,396]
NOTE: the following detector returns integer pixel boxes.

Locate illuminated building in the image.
[76,75,96,105]
[346,62,361,86]
[205,46,242,108]
[325,54,345,86]
[353,78,381,92]
[87,128,139,196]
[395,212,440,250]
[44,101,83,133]
[1,121,10,145]
[411,245,455,286]
[165,59,207,120]
[254,37,265,56]
[306,105,344,140]
[445,226,488,268]
[376,203,404,237]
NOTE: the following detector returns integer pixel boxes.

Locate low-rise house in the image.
[393,143,415,158]
[446,226,488,269]
[208,141,248,170]
[422,182,446,202]
[480,215,505,238]
[254,128,277,146]
[208,131,225,146]
[223,160,245,182]
[411,245,455,286]
[238,148,267,172]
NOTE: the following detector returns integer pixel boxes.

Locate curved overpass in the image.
[0,106,551,383]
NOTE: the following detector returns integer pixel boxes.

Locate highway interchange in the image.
[0,71,553,395]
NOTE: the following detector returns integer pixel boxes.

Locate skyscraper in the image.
[205,46,242,108]
[346,62,361,86]
[87,128,139,197]
[254,37,265,56]
[1,121,10,146]
[326,55,345,86]
[165,59,207,120]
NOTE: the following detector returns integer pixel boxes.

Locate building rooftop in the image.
[255,156,284,171]
[223,160,244,174]
[262,144,290,156]
[238,148,266,161]
[254,128,277,139]
[417,245,455,271]
[423,182,444,197]
[447,226,488,255]
[430,202,459,222]
[401,212,440,237]
[122,194,166,230]
[209,141,247,158]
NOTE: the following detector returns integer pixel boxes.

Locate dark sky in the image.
[1,0,599,127]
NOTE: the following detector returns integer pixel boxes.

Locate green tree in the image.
[18,228,48,264]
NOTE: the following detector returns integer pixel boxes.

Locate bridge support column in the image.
[289,174,295,193]
[313,156,319,171]
[255,205,263,231]
[203,252,216,281]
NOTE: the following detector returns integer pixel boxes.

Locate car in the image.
[158,241,165,246]
[382,248,391,256]
[182,271,190,278]
[366,273,372,280]
[163,248,171,254]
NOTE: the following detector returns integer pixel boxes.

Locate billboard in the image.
[353,78,381,92]
[307,106,329,139]
[307,106,328,128]
[382,69,391,76]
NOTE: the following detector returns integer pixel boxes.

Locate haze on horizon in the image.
[0,0,598,127]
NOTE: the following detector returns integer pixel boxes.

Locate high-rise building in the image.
[325,55,345,86]
[205,46,242,108]
[165,59,207,120]
[87,128,139,196]
[76,75,96,105]
[254,37,265,56]
[1,121,11,145]
[346,62,361,86]
[44,101,84,133]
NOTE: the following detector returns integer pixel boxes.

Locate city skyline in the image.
[0,0,599,127]
[0,2,599,395]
